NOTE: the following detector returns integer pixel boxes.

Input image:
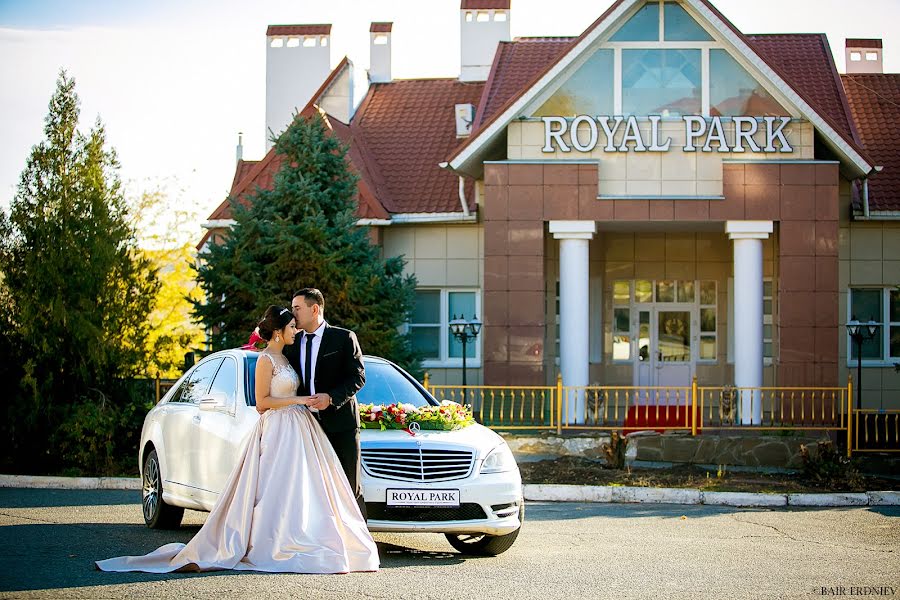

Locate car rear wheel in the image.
[142,449,184,529]
[444,503,523,556]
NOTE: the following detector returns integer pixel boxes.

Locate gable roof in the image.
[449,0,874,178]
[842,74,900,213]
[205,57,390,227]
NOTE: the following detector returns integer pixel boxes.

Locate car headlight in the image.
[480,443,517,474]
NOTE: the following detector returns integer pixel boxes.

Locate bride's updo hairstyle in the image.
[257,305,293,341]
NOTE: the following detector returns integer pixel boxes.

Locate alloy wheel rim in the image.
[142,458,159,522]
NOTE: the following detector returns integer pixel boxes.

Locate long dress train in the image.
[96,352,379,574]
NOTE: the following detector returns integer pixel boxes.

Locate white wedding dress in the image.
[96,351,379,574]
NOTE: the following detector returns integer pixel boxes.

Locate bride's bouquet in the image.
[359,401,475,431]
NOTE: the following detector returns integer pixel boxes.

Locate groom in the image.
[286,288,367,519]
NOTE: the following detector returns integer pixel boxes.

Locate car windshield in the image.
[243,354,434,408]
[357,360,435,408]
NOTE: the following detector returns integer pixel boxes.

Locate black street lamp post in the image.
[449,314,482,387]
[846,315,880,410]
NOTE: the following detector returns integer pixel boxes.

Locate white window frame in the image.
[412,288,482,369]
[529,0,794,120]
[611,280,633,363]
[847,287,898,367]
[698,280,717,363]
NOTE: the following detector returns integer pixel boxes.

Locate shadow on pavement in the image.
[376,541,467,568]
[0,522,465,592]
[0,488,138,509]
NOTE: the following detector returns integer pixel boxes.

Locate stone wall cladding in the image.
[483,162,598,385]
[486,160,841,388]
[505,431,832,469]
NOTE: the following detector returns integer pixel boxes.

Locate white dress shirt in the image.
[300,320,327,396]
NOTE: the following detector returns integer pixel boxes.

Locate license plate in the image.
[386,489,460,507]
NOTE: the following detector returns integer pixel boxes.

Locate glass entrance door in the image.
[634,305,694,403]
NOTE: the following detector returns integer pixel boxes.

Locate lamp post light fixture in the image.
[449,314,482,387]
[846,315,881,410]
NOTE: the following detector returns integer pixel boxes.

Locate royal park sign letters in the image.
[541,115,793,154]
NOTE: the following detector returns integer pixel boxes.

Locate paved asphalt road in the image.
[0,488,897,600]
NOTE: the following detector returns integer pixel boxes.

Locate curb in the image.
[0,475,141,491]
[1,476,897,507]
[522,484,899,507]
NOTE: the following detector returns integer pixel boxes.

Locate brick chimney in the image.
[265,24,332,149]
[369,22,392,83]
[845,38,883,74]
[459,0,510,82]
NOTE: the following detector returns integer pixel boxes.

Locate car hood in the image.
[360,423,505,457]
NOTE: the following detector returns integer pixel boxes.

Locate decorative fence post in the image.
[556,372,563,435]
[155,373,161,404]
[691,375,698,436]
[423,372,430,395]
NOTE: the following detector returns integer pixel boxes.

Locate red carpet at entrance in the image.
[622,404,699,434]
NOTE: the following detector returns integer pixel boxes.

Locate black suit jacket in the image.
[284,323,365,434]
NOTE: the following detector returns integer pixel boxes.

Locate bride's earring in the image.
[275,334,281,343]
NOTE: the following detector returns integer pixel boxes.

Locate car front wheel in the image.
[444,504,523,556]
[142,449,184,529]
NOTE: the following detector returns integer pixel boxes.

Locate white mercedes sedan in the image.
[138,349,524,556]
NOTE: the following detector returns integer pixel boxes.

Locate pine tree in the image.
[0,72,159,473]
[194,113,420,374]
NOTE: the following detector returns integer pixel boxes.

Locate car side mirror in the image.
[199,391,231,412]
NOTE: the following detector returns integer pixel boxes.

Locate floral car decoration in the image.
[359,401,475,431]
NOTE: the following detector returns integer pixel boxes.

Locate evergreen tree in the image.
[0,72,159,473]
[194,113,419,375]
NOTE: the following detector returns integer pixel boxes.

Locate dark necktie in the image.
[303,333,315,395]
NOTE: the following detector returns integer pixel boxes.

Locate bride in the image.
[96,305,379,574]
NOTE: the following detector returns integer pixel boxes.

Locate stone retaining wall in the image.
[504,431,832,469]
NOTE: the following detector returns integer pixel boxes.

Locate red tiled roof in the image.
[475,38,573,129]
[353,79,484,213]
[267,24,331,36]
[370,22,392,33]
[841,74,900,212]
[846,39,882,49]
[231,159,258,190]
[461,0,510,9]
[747,34,859,144]
[327,116,391,219]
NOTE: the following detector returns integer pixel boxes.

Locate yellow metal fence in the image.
[151,371,898,457]
[425,374,899,457]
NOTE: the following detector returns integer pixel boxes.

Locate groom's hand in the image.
[310,393,332,410]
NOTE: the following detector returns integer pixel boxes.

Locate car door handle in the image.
[192,415,201,423]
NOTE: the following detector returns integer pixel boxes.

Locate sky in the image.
[1,0,899,233]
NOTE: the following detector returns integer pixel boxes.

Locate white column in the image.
[725,220,773,425]
[549,220,596,424]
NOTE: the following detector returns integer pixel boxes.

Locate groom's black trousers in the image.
[324,428,368,520]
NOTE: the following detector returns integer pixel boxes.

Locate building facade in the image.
[202,0,900,411]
